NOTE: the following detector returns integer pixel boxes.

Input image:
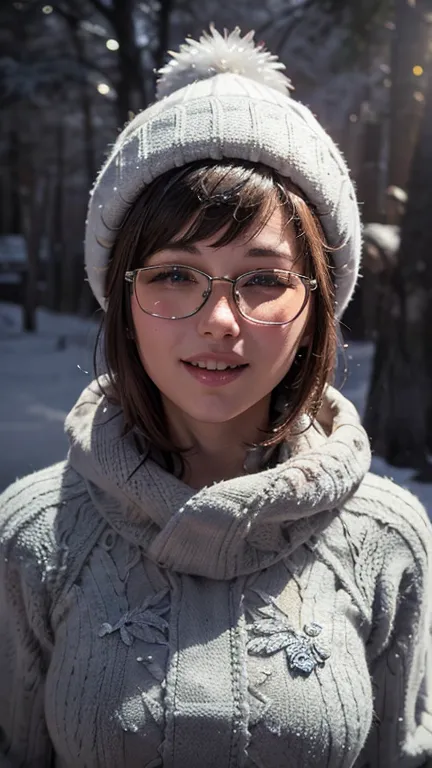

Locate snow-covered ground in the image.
[0,303,99,490]
[1,302,431,517]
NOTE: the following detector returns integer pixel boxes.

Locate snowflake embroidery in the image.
[98,588,169,647]
[247,591,330,676]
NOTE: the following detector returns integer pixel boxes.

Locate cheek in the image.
[131,298,191,384]
[131,300,174,366]
[252,321,306,374]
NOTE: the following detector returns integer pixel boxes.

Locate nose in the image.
[196,284,241,339]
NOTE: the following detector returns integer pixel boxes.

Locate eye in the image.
[243,271,297,289]
[145,266,199,285]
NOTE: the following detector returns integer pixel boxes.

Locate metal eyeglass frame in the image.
[124,265,318,326]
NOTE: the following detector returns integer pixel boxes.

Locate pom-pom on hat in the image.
[85,26,361,317]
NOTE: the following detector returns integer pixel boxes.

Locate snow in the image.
[0,235,26,265]
[0,235,48,267]
[336,341,432,516]
[0,303,99,489]
[0,302,431,518]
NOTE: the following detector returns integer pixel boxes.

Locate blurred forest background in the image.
[1,0,432,479]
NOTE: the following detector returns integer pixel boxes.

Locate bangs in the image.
[127,160,300,271]
[174,162,286,250]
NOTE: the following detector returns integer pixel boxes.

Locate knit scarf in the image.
[65,380,371,579]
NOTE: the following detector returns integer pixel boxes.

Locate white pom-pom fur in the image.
[156,25,293,100]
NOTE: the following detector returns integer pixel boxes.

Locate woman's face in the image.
[131,207,312,430]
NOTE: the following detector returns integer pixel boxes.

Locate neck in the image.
[163,397,271,489]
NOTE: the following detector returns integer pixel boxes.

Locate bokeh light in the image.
[106,39,119,51]
[97,83,111,95]
[413,91,425,102]
[413,65,424,76]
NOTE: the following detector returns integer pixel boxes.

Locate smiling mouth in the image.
[184,360,248,371]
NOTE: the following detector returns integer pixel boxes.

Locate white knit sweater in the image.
[0,381,431,767]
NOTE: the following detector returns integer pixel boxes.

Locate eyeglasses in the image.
[125,265,317,325]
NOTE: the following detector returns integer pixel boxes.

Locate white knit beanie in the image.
[85,26,361,318]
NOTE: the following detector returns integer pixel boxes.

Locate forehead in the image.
[144,209,303,276]
[175,206,298,252]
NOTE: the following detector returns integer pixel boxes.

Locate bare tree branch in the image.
[257,0,315,43]
[50,0,115,24]
[85,0,114,24]
[49,2,116,88]
[48,1,81,25]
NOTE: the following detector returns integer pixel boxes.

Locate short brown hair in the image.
[96,160,337,471]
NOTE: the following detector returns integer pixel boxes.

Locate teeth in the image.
[189,360,240,370]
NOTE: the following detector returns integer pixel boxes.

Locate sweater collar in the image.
[65,379,371,579]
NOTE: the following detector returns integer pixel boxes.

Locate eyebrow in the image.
[246,246,293,260]
[161,243,198,254]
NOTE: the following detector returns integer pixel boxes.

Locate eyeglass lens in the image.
[133,265,307,323]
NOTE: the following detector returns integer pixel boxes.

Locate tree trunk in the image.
[112,0,148,126]
[153,0,174,76]
[1,123,21,235]
[388,0,430,190]
[23,176,48,332]
[363,51,432,475]
[63,11,97,189]
[85,0,148,126]
[342,94,384,341]
[357,118,383,223]
[47,119,65,313]
[56,6,98,315]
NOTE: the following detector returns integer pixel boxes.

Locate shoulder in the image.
[315,474,432,646]
[322,473,432,610]
[317,472,431,593]
[345,472,431,559]
[0,461,68,552]
[0,461,98,594]
[340,475,432,664]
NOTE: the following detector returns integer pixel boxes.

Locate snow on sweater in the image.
[0,381,431,767]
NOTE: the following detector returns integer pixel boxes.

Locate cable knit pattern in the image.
[0,383,431,767]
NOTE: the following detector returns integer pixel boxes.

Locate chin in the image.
[176,397,252,425]
[182,406,243,425]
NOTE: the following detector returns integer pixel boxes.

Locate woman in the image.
[0,27,431,768]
